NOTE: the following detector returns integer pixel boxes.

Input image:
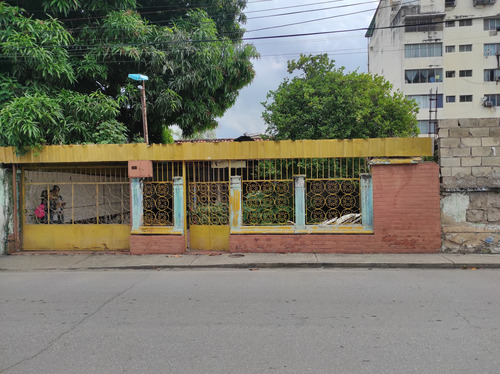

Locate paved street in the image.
[1,269,499,374]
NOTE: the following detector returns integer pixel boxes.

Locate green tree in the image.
[0,1,258,153]
[262,54,419,140]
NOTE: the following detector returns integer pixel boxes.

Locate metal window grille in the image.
[142,162,182,226]
[187,161,229,226]
[304,158,367,225]
[24,165,130,225]
[233,159,294,226]
[231,158,369,226]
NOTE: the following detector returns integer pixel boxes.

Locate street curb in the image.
[3,262,498,272]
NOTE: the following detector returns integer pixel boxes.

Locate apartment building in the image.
[366,0,500,135]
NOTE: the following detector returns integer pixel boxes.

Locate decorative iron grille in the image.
[142,182,173,226]
[243,180,294,226]
[140,161,182,227]
[188,182,229,225]
[306,179,360,224]
[232,158,368,227]
[24,166,130,225]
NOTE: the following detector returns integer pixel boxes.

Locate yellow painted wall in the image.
[0,138,433,164]
[23,225,130,251]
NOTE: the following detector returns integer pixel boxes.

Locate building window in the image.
[484,69,500,81]
[459,44,473,52]
[404,43,442,58]
[459,19,472,27]
[446,71,456,78]
[484,43,500,56]
[460,95,473,102]
[405,16,444,32]
[446,96,456,103]
[405,69,443,84]
[484,18,500,31]
[417,121,436,135]
[484,94,500,106]
[407,94,444,109]
[459,70,473,77]
[445,45,455,53]
[445,20,455,27]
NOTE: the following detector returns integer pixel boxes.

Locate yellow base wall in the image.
[190,225,230,251]
[23,225,130,251]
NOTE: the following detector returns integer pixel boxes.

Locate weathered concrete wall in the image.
[439,118,500,253]
[0,167,13,254]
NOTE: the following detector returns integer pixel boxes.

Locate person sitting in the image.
[49,185,65,224]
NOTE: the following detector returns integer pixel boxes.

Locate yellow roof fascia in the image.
[0,137,433,164]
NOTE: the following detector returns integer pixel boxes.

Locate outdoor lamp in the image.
[128,74,149,144]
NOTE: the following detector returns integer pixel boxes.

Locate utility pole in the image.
[128,74,149,144]
[140,80,148,144]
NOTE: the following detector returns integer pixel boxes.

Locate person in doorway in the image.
[39,189,48,223]
[49,185,65,224]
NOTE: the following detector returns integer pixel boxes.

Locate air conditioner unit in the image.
[483,101,494,107]
[490,30,498,36]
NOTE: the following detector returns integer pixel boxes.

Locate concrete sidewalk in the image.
[1,252,500,271]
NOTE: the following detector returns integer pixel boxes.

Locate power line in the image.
[247,7,376,32]
[246,1,378,20]
[0,12,493,60]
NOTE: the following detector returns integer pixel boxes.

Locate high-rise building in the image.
[366,0,500,135]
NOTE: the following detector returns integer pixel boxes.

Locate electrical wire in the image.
[0,5,494,61]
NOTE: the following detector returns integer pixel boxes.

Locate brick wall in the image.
[230,162,441,253]
[130,234,185,254]
[439,118,500,253]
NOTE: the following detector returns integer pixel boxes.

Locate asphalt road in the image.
[1,269,499,374]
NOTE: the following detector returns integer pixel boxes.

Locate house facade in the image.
[0,138,441,254]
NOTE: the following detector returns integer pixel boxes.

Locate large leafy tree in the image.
[0,1,257,152]
[262,54,419,140]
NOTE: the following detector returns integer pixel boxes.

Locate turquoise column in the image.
[360,174,373,229]
[294,175,306,230]
[173,177,184,232]
[130,178,143,231]
[230,176,242,230]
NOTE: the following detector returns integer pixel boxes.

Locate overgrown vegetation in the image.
[263,54,419,140]
[0,1,258,153]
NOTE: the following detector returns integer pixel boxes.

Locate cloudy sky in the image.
[215,0,378,138]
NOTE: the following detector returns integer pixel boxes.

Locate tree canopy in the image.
[262,54,419,140]
[0,1,258,152]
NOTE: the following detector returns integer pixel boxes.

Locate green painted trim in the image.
[130,178,142,231]
[360,174,373,229]
[173,177,184,232]
[230,176,242,230]
[294,175,306,230]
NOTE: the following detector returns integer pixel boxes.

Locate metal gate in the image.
[187,161,230,250]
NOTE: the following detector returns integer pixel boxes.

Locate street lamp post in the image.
[128,74,149,144]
